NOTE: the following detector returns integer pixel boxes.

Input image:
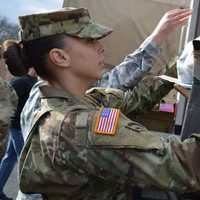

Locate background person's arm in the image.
[0,77,18,156]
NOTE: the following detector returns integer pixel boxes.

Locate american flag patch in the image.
[94,108,120,135]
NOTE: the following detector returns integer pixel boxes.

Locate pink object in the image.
[159,103,174,113]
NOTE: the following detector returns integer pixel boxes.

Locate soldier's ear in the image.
[48,48,71,68]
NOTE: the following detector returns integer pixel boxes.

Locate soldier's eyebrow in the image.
[84,38,97,43]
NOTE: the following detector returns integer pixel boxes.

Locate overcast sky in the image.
[0,0,63,24]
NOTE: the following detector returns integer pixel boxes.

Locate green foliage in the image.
[0,16,18,43]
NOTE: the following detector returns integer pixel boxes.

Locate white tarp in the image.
[63,0,191,75]
[152,0,190,6]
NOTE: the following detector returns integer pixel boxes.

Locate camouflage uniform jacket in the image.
[19,77,200,200]
[0,77,18,157]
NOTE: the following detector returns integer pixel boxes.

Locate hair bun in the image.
[3,40,28,76]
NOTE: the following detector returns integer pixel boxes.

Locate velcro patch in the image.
[75,112,88,128]
[94,108,120,135]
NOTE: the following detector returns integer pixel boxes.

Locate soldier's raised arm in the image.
[86,62,175,116]
[97,9,192,90]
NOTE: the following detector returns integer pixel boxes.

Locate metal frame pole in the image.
[175,0,200,134]
[180,0,200,139]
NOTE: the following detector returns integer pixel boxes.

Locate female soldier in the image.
[5,7,200,200]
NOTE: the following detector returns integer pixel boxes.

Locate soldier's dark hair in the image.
[3,39,27,76]
[3,34,66,79]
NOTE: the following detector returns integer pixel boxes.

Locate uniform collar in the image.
[38,81,99,108]
[39,82,76,100]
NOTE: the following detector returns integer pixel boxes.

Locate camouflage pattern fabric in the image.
[19,7,112,42]
[97,39,161,90]
[0,77,18,158]
[19,76,197,200]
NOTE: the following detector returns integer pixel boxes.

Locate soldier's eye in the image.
[84,38,96,44]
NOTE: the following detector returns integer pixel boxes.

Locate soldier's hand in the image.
[150,8,192,45]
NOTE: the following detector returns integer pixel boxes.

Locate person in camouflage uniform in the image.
[6,7,200,200]
[16,7,186,200]
[0,77,18,158]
